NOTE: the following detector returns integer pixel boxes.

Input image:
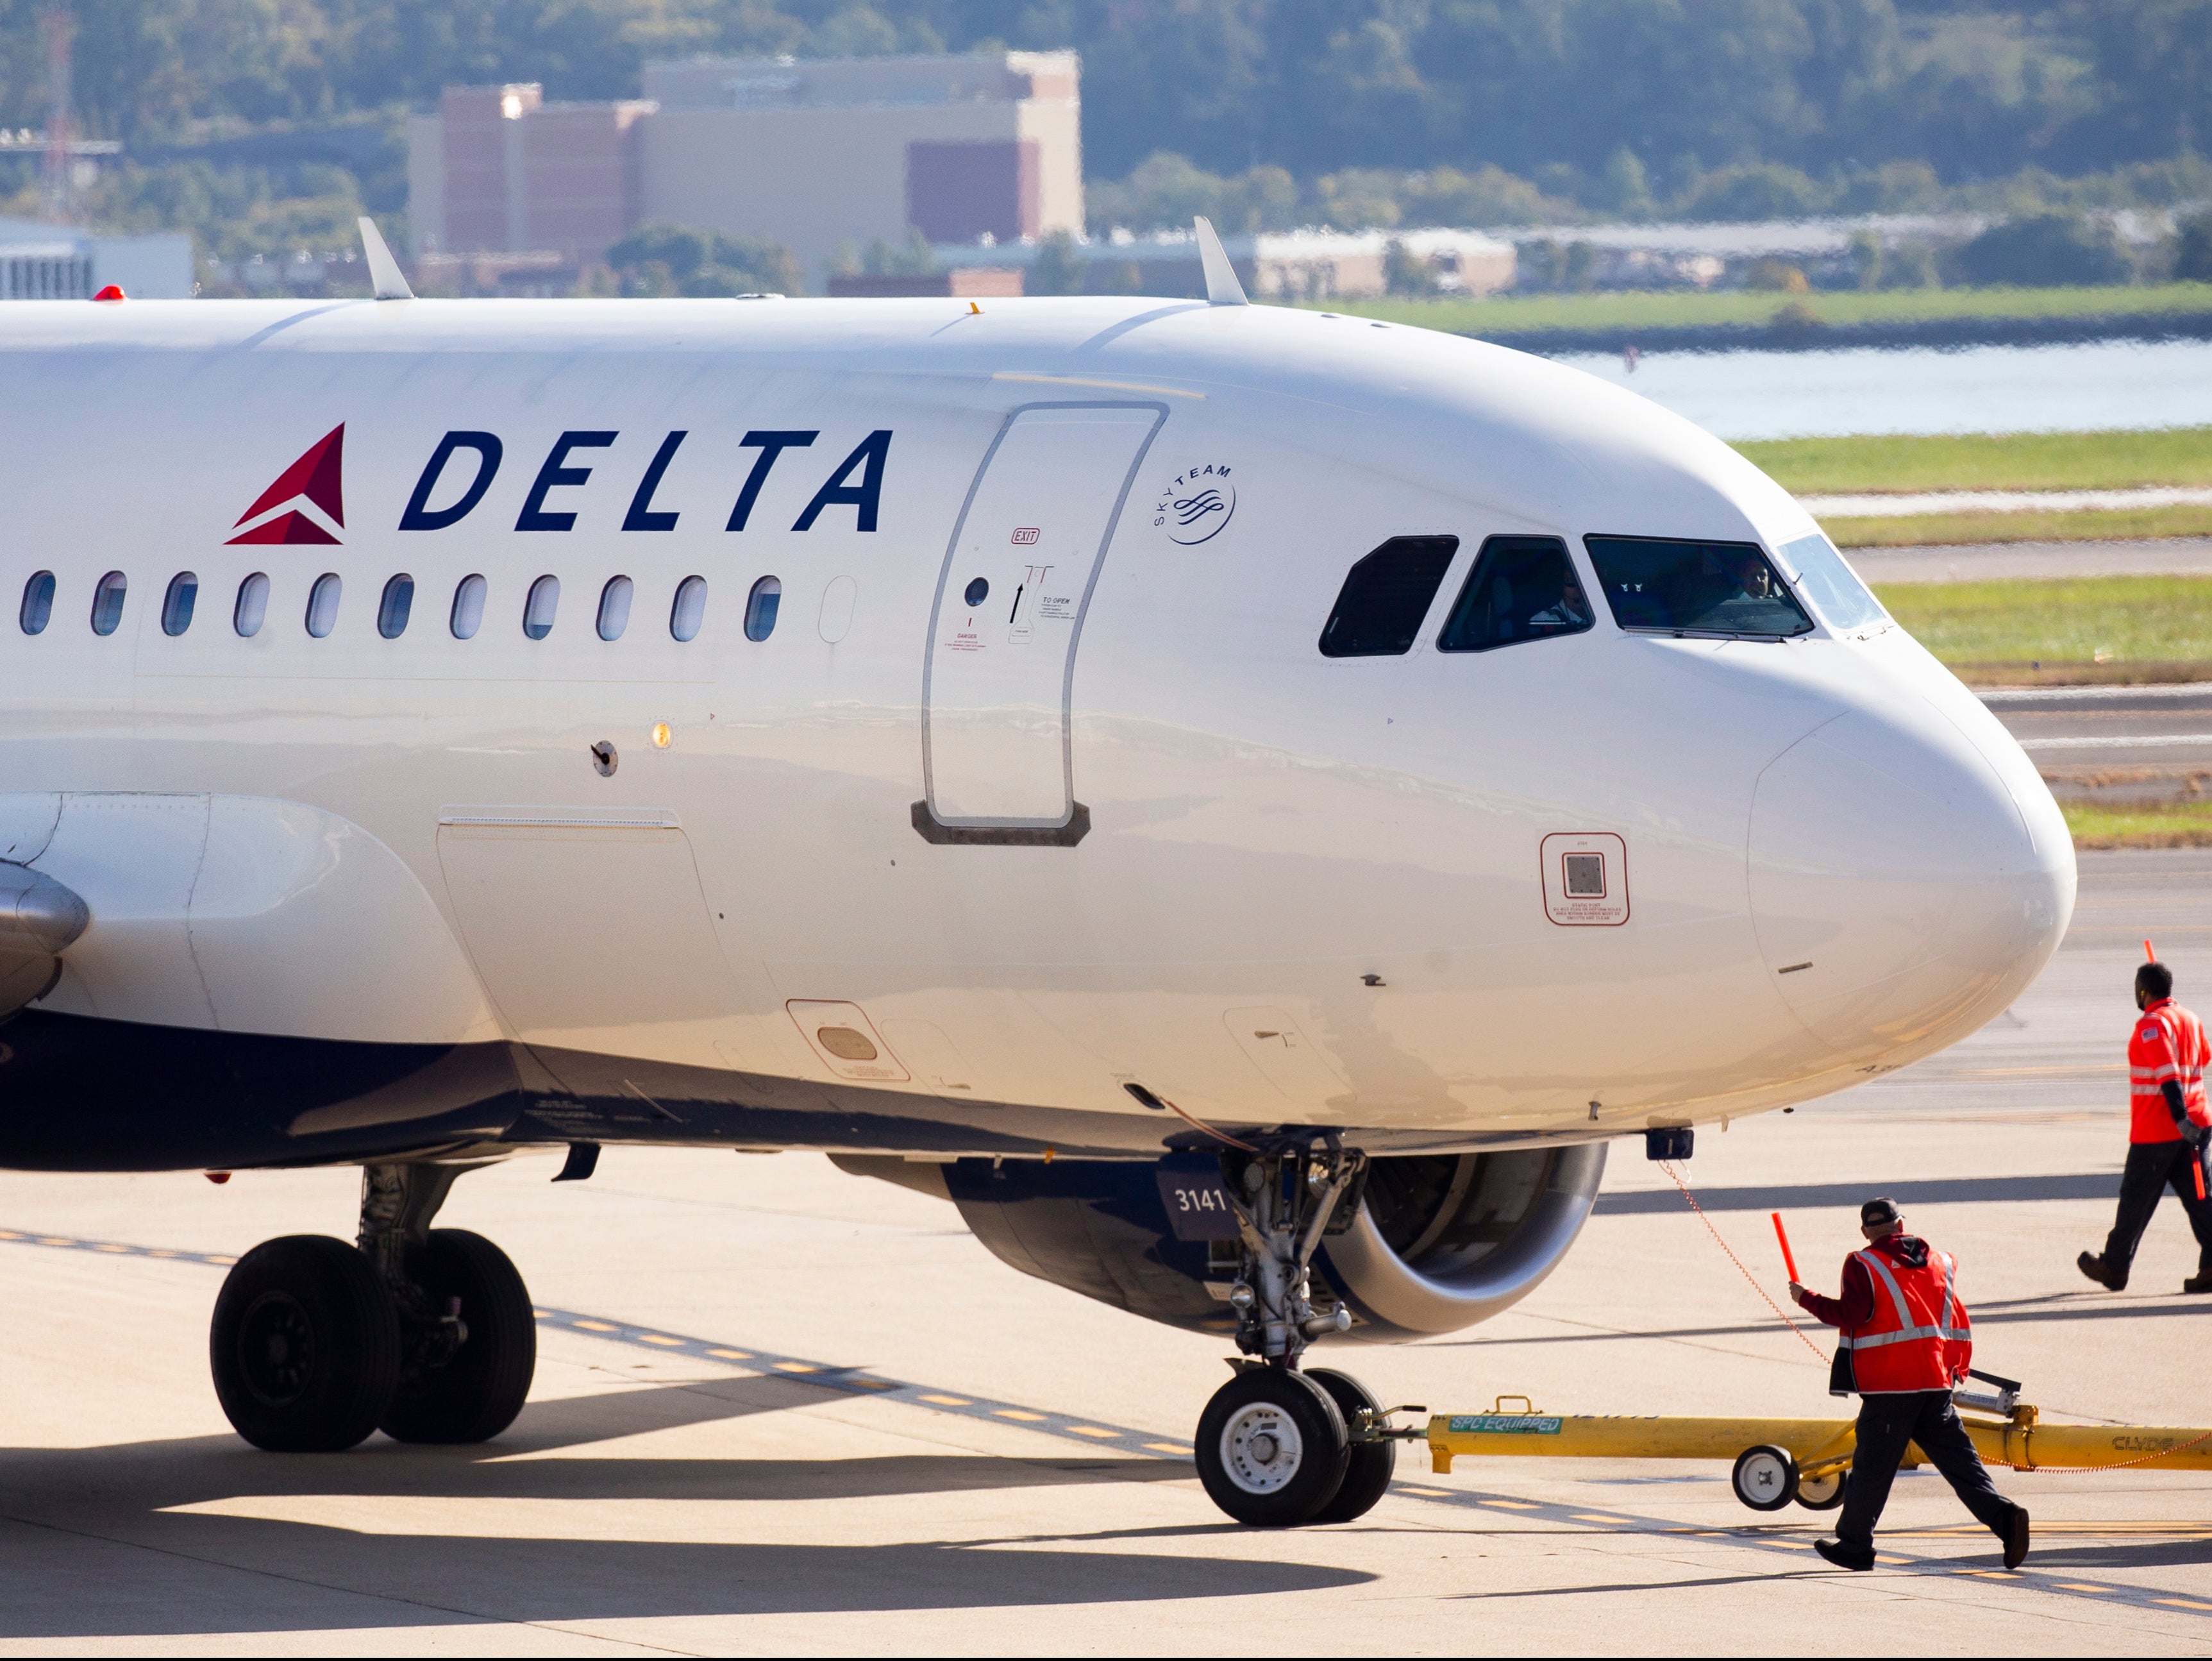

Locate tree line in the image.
[0,1,2204,184]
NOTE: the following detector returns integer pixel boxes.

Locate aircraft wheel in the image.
[1795,1467,1847,1510]
[1303,1368,1396,1523]
[1731,1444,1799,1512]
[1195,1367,1350,1527]
[211,1235,399,1452]
[379,1230,537,1444]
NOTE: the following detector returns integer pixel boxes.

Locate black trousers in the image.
[1838,1390,2018,1553]
[2100,1140,2212,1283]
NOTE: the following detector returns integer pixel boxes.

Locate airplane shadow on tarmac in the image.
[0,1374,1373,1639]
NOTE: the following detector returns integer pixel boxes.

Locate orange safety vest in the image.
[1838,1245,1971,1394]
[2129,998,2211,1145]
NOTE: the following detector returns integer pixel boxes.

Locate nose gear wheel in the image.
[1196,1368,1350,1526]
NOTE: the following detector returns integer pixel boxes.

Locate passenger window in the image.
[1318,536,1459,657]
[234,572,269,637]
[90,570,126,636]
[523,575,559,640]
[1437,537,1593,653]
[305,573,342,638]
[161,572,198,637]
[671,574,707,642]
[597,575,633,641]
[378,574,414,639]
[450,573,487,639]
[744,575,780,641]
[1584,535,1813,638]
[1777,532,1886,632]
[19,571,54,635]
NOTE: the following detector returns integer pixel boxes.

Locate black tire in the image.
[211,1235,399,1453]
[1304,1368,1396,1523]
[378,1229,536,1444]
[1195,1368,1350,1527]
[1731,1444,1799,1512]
[1795,1467,1847,1510]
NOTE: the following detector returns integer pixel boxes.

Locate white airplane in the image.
[0,221,2071,1526]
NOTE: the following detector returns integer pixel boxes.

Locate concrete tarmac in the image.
[3,854,2211,1654]
[1854,536,2212,584]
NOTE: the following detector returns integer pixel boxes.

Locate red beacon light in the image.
[91,285,126,302]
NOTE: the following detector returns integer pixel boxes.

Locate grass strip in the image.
[1872,575,2212,666]
[1831,504,2212,548]
[2063,800,2212,850]
[1311,282,2212,335]
[1739,428,2212,496]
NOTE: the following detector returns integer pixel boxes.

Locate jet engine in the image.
[835,1143,1607,1342]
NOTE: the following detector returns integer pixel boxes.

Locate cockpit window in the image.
[1584,535,1813,638]
[1318,535,1459,657]
[1776,531,1887,632]
[1437,536,1593,653]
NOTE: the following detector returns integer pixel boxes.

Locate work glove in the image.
[2183,1122,2209,1152]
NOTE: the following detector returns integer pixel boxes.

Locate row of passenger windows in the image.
[19,569,788,645]
[1318,530,1882,657]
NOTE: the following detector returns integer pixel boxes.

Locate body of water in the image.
[1555,338,2212,440]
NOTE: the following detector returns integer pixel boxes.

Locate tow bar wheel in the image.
[1196,1369,1351,1527]
[1731,1444,1799,1512]
[1795,1467,1847,1510]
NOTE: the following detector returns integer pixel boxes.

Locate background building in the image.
[407,51,1083,282]
[0,216,192,299]
[936,226,1518,302]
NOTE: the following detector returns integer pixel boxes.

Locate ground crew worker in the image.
[1789,1197,2029,1572]
[2078,959,2212,1293]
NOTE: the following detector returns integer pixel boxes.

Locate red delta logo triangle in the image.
[228,425,345,546]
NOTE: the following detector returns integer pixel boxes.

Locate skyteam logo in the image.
[1154,462,1235,546]
[228,424,346,545]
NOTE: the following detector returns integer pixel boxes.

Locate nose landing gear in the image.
[208,1160,536,1452]
[1193,1145,1407,1526]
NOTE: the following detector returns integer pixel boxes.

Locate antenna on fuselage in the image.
[1194,216,1248,307]
[357,216,415,301]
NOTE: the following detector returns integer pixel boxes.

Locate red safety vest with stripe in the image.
[1839,1245,1971,1394]
[2129,997,2211,1145]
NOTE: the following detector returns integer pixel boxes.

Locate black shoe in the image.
[2003,1508,2031,1571]
[2184,1272,2212,1294]
[1815,1537,1876,1572]
[2078,1251,2127,1291]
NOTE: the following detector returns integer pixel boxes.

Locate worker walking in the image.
[2078,959,2212,1293]
[1789,1197,2029,1572]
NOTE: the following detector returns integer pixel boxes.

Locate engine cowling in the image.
[1315,1143,1609,1340]
[835,1143,1607,1342]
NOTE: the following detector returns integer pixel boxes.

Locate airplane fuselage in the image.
[0,294,2074,1171]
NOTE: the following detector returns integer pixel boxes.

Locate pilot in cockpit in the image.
[1527,564,1591,630]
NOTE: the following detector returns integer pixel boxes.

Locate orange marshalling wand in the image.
[1772,1211,1800,1283]
[2147,939,2159,961]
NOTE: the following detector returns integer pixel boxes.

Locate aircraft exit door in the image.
[922,403,1164,836]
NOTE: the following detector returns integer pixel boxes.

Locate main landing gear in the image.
[210,1161,536,1452]
[1193,1145,1407,1528]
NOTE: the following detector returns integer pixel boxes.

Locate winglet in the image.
[1194,216,1248,307]
[358,216,415,301]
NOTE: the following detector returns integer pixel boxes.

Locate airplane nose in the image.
[1748,703,2074,1065]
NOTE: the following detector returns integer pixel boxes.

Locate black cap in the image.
[1861,1197,1902,1228]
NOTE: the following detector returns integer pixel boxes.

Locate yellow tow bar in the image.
[1407,1395,2212,1513]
